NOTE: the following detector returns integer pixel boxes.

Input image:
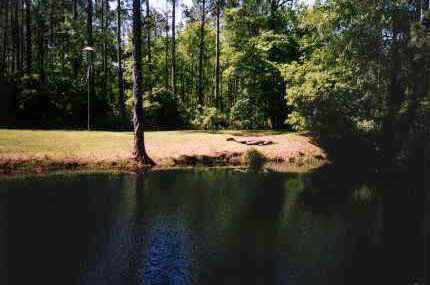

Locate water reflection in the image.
[0,167,428,285]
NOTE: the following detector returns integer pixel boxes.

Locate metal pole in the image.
[87,52,91,131]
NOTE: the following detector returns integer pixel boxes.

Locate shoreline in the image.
[0,130,327,176]
[0,151,327,177]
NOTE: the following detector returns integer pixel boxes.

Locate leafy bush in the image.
[14,74,87,128]
[230,98,267,129]
[192,107,227,130]
[144,87,184,129]
[243,148,267,170]
[281,54,362,135]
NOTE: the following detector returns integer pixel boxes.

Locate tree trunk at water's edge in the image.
[132,0,155,165]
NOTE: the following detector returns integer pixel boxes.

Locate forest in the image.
[0,0,430,167]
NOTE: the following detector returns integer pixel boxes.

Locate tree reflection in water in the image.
[0,167,428,285]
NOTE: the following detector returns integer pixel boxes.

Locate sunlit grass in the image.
[0,129,325,167]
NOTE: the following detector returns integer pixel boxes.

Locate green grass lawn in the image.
[0,129,325,169]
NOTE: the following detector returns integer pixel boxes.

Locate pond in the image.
[0,168,428,285]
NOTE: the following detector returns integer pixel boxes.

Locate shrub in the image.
[143,87,184,129]
[243,148,267,170]
[192,107,227,130]
[230,98,267,129]
[281,53,363,136]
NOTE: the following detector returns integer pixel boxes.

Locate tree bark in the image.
[0,0,9,79]
[215,0,221,110]
[101,0,107,100]
[171,0,177,95]
[19,0,24,72]
[25,0,32,73]
[164,15,169,89]
[132,0,155,165]
[145,0,152,91]
[48,0,54,74]
[73,0,78,19]
[72,0,80,77]
[198,0,206,107]
[37,0,46,84]
[13,0,21,73]
[383,9,406,165]
[424,0,430,13]
[117,0,126,120]
[87,0,95,120]
[423,0,430,22]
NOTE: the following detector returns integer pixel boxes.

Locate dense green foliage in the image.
[281,0,430,166]
[1,0,429,166]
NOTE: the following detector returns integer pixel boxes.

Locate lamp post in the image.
[82,46,95,131]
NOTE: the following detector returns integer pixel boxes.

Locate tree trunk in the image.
[423,0,430,16]
[87,0,95,122]
[37,0,46,84]
[117,0,126,120]
[101,0,107,100]
[171,0,176,95]
[132,0,155,165]
[215,0,221,110]
[165,16,169,89]
[72,0,80,77]
[18,0,24,72]
[13,0,21,74]
[145,0,152,91]
[73,0,78,20]
[383,9,406,165]
[25,0,32,73]
[0,0,9,79]
[48,0,54,75]
[198,0,206,107]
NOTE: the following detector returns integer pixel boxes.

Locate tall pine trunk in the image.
[215,0,221,110]
[37,0,46,84]
[117,0,125,120]
[13,0,21,73]
[164,16,169,89]
[72,0,80,77]
[18,0,23,72]
[0,0,9,79]
[383,8,406,165]
[198,0,206,107]
[101,0,107,99]
[25,0,32,73]
[145,0,152,91]
[87,0,95,122]
[132,0,155,165]
[171,0,176,95]
[423,0,430,18]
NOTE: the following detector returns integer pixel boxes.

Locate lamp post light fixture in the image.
[82,46,96,131]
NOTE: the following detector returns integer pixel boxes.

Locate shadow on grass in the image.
[303,131,381,170]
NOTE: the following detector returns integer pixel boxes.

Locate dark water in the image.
[0,168,428,285]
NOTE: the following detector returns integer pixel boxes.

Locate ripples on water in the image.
[0,168,428,285]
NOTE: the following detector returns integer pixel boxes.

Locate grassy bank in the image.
[0,129,327,175]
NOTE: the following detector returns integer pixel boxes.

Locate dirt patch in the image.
[0,149,326,176]
[171,152,243,166]
[0,158,141,176]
